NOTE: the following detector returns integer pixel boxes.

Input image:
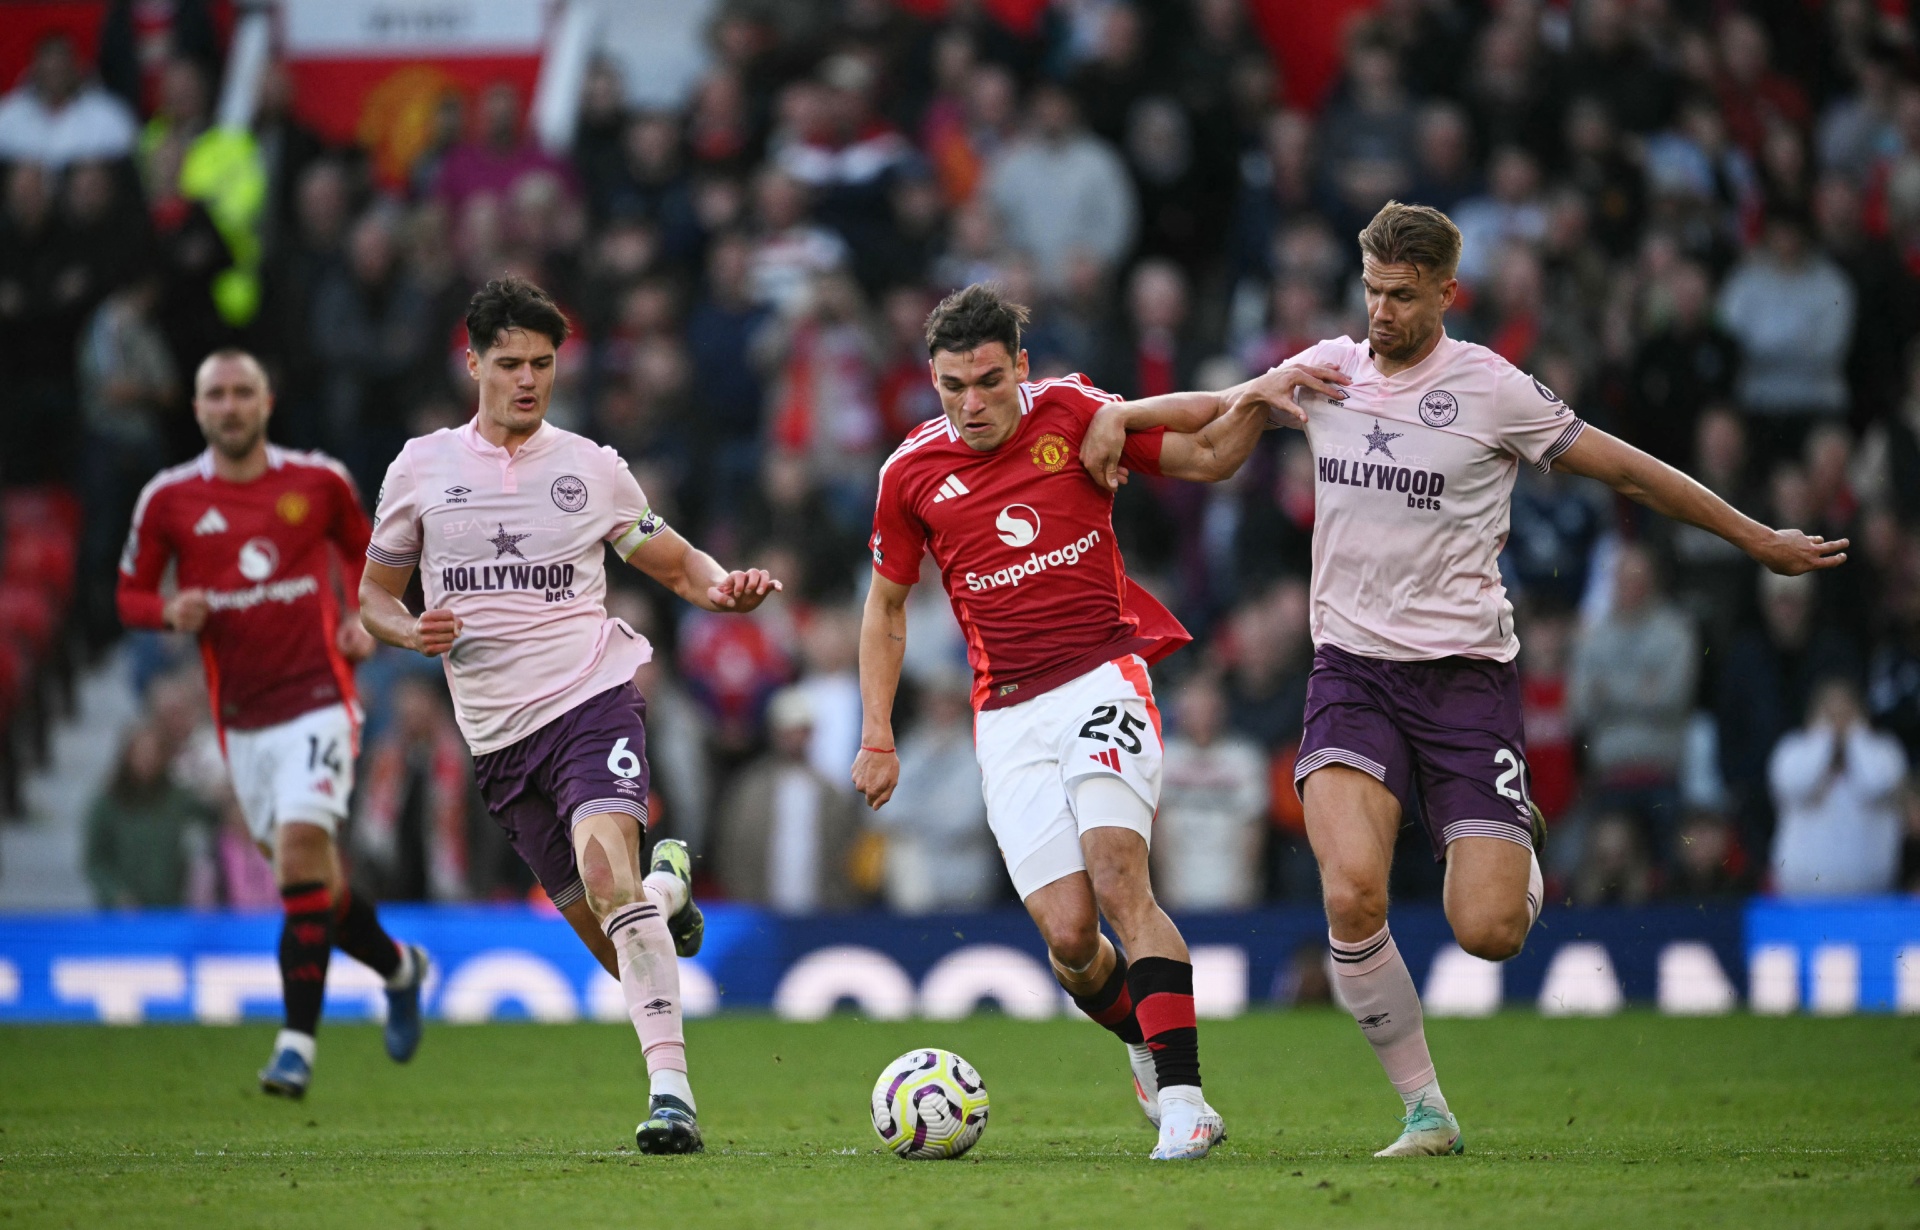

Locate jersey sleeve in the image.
[1493,361,1586,473]
[114,480,172,629]
[869,458,927,586]
[1053,374,1167,477]
[366,449,423,568]
[604,449,668,559]
[323,465,372,609]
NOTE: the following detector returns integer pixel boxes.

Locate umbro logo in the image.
[1088,747,1122,772]
[193,507,228,536]
[445,485,471,504]
[932,473,970,503]
[642,997,675,1016]
[1356,1012,1392,1029]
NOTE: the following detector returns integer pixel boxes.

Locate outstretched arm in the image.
[852,573,914,809]
[1083,362,1349,490]
[1155,394,1273,482]
[623,526,781,612]
[1552,426,1847,575]
[360,560,462,657]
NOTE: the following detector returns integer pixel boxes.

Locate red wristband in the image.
[860,745,895,754]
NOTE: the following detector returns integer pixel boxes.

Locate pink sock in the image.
[1330,926,1440,1103]
[602,900,687,1078]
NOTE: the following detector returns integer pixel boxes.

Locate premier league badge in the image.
[1418,390,1459,428]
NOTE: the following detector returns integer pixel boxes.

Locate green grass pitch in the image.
[2,1012,1917,1229]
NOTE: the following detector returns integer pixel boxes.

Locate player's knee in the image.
[579,861,637,917]
[1321,872,1387,933]
[1455,911,1528,962]
[1037,913,1101,971]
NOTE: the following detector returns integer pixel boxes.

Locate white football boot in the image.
[1129,1043,1227,1140]
[1372,1099,1464,1157]
[1150,1086,1224,1160]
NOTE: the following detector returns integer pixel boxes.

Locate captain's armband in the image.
[611,508,668,559]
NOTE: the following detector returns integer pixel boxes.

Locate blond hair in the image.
[1358,201,1462,279]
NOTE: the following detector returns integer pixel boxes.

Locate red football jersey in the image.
[871,374,1191,710]
[117,447,370,732]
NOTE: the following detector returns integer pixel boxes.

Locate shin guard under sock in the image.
[603,900,692,1108]
[279,881,333,1036]
[1127,956,1201,1090]
[331,885,402,981]
[1329,925,1444,1109]
[1069,954,1145,1045]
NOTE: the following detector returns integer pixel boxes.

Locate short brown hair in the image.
[466,274,571,354]
[924,282,1030,357]
[1357,201,1462,279]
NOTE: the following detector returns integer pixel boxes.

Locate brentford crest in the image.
[1030,432,1071,473]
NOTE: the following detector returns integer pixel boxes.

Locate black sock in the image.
[279,881,334,1036]
[332,885,401,980]
[1127,956,1200,1090]
[1068,954,1145,1044]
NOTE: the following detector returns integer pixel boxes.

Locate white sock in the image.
[1329,926,1440,1106]
[650,1067,696,1111]
[1401,1076,1449,1116]
[1159,1084,1204,1110]
[383,943,416,991]
[273,1028,316,1064]
[643,871,687,917]
[1526,853,1544,930]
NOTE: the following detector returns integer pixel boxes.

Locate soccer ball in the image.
[870,1048,990,1159]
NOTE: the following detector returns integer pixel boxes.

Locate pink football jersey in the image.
[1285,332,1586,662]
[368,419,663,754]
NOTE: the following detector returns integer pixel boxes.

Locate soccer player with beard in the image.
[118,349,428,1098]
[358,276,779,1154]
[1084,202,1846,1156]
[853,283,1342,1160]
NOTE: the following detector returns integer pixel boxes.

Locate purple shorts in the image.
[1294,644,1533,860]
[473,683,651,910]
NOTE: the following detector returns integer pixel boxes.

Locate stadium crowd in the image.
[6,0,1920,914]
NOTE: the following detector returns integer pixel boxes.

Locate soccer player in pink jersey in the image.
[358,277,780,1154]
[1084,202,1846,1157]
[854,284,1339,1160]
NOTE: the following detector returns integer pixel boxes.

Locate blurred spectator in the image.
[1572,811,1654,905]
[986,83,1136,291]
[1715,12,1809,156]
[1518,608,1578,823]
[1718,570,1863,853]
[767,271,883,532]
[877,671,996,912]
[312,208,434,494]
[355,675,471,902]
[1769,677,1907,897]
[84,724,212,908]
[1563,0,1677,136]
[1812,172,1917,424]
[63,160,152,319]
[1,161,90,482]
[1451,146,1548,287]
[713,685,865,911]
[1671,810,1744,898]
[1716,209,1855,463]
[137,57,211,197]
[1627,259,1739,468]
[747,167,850,316]
[1231,110,1318,283]
[1410,101,1478,215]
[1068,2,1153,146]
[1559,96,1646,258]
[0,34,138,170]
[1318,24,1417,237]
[1667,407,1760,648]
[1125,94,1224,268]
[793,604,863,790]
[1504,460,1602,614]
[213,797,278,909]
[591,111,702,268]
[1570,543,1699,862]
[772,54,912,259]
[1155,676,1269,910]
[1220,579,1312,750]
[433,82,577,214]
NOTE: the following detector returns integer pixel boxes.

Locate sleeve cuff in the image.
[366,543,419,567]
[1537,418,1586,473]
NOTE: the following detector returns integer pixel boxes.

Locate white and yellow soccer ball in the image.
[870,1048,990,1159]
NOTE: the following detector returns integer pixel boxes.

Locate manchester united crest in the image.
[276,492,310,525]
[1030,432,1071,473]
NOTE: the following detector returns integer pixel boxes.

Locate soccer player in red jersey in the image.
[853,284,1341,1159]
[117,349,427,1098]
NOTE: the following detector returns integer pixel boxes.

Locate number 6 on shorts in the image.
[606,736,643,779]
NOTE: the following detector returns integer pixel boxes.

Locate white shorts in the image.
[224,704,357,845]
[974,655,1163,900]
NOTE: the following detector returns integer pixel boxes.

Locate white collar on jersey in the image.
[458,415,552,459]
[194,444,290,479]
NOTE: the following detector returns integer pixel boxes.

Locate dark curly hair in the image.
[465,275,571,355]
[924,282,1029,358]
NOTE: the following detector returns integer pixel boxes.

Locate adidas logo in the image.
[1088,747,1122,772]
[193,507,228,536]
[932,474,970,503]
